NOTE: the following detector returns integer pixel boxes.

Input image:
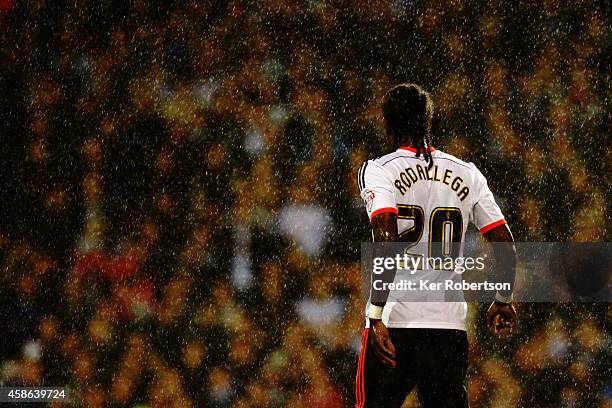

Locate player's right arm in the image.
[358,161,397,368]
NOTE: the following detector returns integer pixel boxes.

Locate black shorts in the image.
[355,328,468,408]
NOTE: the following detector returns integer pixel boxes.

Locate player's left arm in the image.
[483,223,517,336]
[470,164,517,336]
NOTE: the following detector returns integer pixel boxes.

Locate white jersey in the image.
[358,146,506,331]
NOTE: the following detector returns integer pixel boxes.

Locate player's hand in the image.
[369,318,396,368]
[486,301,517,337]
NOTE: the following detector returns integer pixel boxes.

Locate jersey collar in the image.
[398,146,436,153]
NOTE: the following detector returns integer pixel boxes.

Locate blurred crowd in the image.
[0,0,610,407]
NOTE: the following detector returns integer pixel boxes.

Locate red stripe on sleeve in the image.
[479,218,507,234]
[369,207,398,222]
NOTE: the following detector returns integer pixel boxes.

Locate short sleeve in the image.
[470,164,506,233]
[358,160,397,222]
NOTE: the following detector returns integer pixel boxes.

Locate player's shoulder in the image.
[359,153,399,177]
[432,149,478,172]
[433,150,491,190]
[372,150,407,166]
[357,154,397,190]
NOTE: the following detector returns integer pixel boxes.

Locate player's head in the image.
[382,83,434,167]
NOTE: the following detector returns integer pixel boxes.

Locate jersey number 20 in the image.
[397,205,463,258]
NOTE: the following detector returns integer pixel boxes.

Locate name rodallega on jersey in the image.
[358,146,507,331]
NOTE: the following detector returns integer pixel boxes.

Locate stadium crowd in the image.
[0,0,609,407]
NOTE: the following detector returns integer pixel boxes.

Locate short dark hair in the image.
[382,83,434,167]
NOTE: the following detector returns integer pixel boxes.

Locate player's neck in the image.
[398,145,436,153]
